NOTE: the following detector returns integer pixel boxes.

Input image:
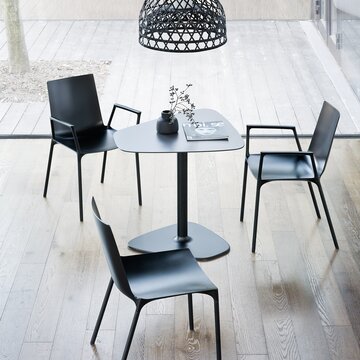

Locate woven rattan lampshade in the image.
[139,0,227,52]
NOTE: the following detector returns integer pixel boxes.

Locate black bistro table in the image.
[114,108,244,260]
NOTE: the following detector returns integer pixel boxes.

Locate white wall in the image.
[222,0,312,20]
[334,0,360,18]
[0,0,313,20]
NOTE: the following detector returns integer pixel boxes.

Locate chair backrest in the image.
[308,101,340,176]
[91,197,134,300]
[47,74,104,137]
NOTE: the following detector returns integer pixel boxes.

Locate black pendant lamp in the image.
[139,0,227,53]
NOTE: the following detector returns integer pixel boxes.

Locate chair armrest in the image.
[260,151,313,156]
[50,117,74,129]
[247,125,297,131]
[258,151,318,180]
[245,124,301,156]
[50,116,81,152]
[107,103,142,127]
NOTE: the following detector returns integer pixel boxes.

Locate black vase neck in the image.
[161,110,175,122]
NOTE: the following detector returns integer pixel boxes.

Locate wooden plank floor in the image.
[0,20,359,137]
[1,138,360,359]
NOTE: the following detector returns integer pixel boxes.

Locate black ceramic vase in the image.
[157,110,179,134]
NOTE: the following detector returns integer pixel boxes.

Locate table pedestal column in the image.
[177,153,191,242]
[128,152,230,260]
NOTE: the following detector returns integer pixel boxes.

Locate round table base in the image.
[128,222,230,261]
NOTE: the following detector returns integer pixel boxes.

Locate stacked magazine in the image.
[182,121,229,141]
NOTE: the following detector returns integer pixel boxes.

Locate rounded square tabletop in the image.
[114,108,244,154]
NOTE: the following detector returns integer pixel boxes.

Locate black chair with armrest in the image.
[90,197,222,360]
[43,74,142,221]
[240,101,340,253]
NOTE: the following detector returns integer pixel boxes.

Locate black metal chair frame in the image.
[43,77,142,222]
[240,101,340,253]
[90,197,222,360]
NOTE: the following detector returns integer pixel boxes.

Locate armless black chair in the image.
[90,197,221,360]
[43,74,142,221]
[240,101,340,253]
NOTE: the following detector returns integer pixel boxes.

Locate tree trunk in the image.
[2,0,30,73]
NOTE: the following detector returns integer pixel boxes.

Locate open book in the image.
[182,121,229,141]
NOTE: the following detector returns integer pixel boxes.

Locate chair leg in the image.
[135,153,142,206]
[188,294,194,331]
[211,291,222,360]
[100,151,107,184]
[308,182,321,219]
[252,181,262,253]
[43,140,55,197]
[317,181,339,249]
[77,154,84,222]
[122,303,143,360]
[90,278,114,345]
[240,161,248,222]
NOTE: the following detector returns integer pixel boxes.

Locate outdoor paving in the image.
[0,19,360,137]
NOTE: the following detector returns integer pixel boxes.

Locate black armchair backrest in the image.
[47,74,104,137]
[308,101,340,176]
[91,198,134,300]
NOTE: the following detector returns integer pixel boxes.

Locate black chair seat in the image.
[56,127,117,154]
[43,74,142,221]
[247,153,316,181]
[90,198,222,359]
[240,101,340,253]
[123,249,217,300]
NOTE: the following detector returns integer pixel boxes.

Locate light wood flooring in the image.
[1,20,360,136]
[1,137,360,359]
